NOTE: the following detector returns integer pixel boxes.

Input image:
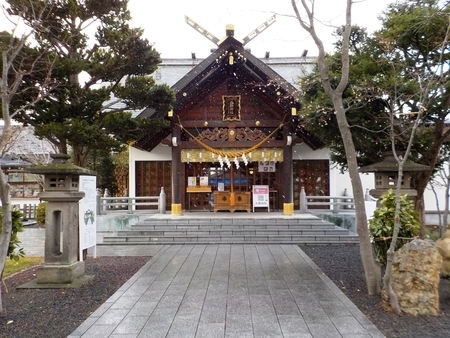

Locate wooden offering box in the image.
[213,191,251,212]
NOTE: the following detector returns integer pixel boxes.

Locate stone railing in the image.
[97,187,166,215]
[299,187,358,214]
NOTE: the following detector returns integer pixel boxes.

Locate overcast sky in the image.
[0,0,393,58]
[128,0,394,58]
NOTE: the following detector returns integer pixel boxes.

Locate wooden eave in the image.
[295,126,325,150]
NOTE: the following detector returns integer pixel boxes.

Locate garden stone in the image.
[382,239,442,316]
[435,229,450,277]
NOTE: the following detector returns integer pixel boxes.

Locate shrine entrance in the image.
[185,161,280,212]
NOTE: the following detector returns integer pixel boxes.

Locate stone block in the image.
[435,229,450,276]
[382,239,442,316]
[37,261,85,284]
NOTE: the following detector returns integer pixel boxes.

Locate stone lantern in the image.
[28,154,96,285]
[359,152,430,200]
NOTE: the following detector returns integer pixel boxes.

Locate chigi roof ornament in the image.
[184,14,277,47]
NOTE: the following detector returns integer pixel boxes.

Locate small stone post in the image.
[159,187,166,214]
[299,187,308,213]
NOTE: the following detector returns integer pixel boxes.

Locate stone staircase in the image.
[101,215,359,245]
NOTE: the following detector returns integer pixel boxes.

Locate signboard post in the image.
[252,185,270,212]
[79,175,97,260]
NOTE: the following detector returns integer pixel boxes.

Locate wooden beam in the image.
[180,140,285,148]
[179,120,283,128]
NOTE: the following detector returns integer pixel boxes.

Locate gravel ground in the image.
[0,246,449,338]
[300,244,450,338]
[0,256,150,338]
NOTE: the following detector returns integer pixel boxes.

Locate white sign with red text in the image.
[252,185,269,212]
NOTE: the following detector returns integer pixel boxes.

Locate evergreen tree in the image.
[7,0,175,166]
[299,0,450,222]
[87,149,118,196]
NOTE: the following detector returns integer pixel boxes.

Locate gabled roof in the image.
[0,126,55,169]
[134,36,324,152]
[167,36,301,116]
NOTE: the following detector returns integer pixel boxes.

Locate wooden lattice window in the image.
[293,160,330,210]
[135,161,171,210]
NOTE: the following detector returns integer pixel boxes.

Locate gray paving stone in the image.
[278,315,311,335]
[81,323,117,337]
[250,294,277,316]
[282,334,313,338]
[200,307,226,324]
[225,314,254,335]
[112,316,148,335]
[330,316,368,335]
[248,283,271,295]
[111,295,141,310]
[69,316,98,336]
[307,323,342,337]
[127,300,157,317]
[195,322,225,338]
[89,301,114,318]
[138,308,174,337]
[320,300,353,317]
[96,308,130,325]
[252,317,283,337]
[166,316,199,337]
[303,312,334,325]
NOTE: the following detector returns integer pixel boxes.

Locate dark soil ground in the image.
[300,244,450,338]
[0,246,449,338]
[0,256,151,338]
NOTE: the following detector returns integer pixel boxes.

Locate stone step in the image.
[111,227,349,237]
[101,234,359,245]
[134,218,327,228]
[130,224,338,231]
[101,215,359,245]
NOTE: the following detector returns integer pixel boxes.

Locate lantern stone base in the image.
[36,261,85,284]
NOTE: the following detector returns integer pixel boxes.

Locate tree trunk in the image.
[444,160,450,233]
[332,95,381,295]
[73,146,89,167]
[0,168,12,314]
[382,161,404,315]
[291,0,381,295]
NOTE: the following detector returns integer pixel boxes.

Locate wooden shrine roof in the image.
[134,35,324,152]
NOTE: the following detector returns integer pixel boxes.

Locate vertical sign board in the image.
[252,185,270,212]
[79,175,97,260]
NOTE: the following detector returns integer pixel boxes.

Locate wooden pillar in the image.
[171,125,182,214]
[282,126,294,214]
[229,164,235,205]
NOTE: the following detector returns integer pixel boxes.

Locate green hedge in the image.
[0,207,25,261]
[368,189,421,265]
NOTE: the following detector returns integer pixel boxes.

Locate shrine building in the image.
[129,21,347,215]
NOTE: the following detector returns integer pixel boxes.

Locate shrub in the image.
[36,201,47,227]
[0,207,25,261]
[368,189,421,265]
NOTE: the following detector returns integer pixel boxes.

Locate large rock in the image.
[435,229,450,276]
[382,239,442,316]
